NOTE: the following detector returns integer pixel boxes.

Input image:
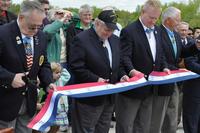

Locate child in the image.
[49,62,71,133]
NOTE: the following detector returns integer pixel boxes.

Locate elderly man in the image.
[0,1,56,133]
[176,21,194,46]
[69,10,124,133]
[150,7,200,133]
[0,0,16,25]
[115,0,169,133]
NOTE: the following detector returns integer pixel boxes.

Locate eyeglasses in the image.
[55,12,64,15]
[27,24,41,31]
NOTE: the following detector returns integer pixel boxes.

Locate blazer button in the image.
[22,92,26,96]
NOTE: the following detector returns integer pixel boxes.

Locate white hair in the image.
[79,4,93,15]
[161,6,181,24]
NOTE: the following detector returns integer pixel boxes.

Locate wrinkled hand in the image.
[98,78,109,83]
[129,69,143,77]
[163,68,171,74]
[120,75,129,82]
[11,73,26,88]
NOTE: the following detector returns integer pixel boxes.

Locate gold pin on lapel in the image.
[39,55,44,66]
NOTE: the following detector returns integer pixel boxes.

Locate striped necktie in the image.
[23,37,33,70]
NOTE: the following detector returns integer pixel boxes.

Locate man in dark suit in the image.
[0,1,56,133]
[182,54,200,133]
[115,0,169,133]
[176,21,195,126]
[150,7,200,133]
[0,0,16,25]
[69,10,125,133]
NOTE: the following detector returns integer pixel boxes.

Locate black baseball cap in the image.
[98,10,118,30]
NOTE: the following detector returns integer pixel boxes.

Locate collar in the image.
[75,21,92,30]
[163,24,174,37]
[139,17,155,32]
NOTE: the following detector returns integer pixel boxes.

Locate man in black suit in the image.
[115,0,169,133]
[150,7,200,133]
[0,0,16,25]
[0,1,56,133]
[176,21,194,46]
[69,10,125,133]
[182,54,200,133]
[176,21,195,126]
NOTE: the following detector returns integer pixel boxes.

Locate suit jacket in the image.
[0,21,53,121]
[183,54,200,103]
[158,25,198,96]
[120,19,167,98]
[69,28,123,106]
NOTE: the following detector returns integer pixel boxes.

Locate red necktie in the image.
[23,37,33,70]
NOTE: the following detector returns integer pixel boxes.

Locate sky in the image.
[12,0,189,12]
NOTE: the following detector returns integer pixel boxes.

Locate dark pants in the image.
[72,98,114,133]
[183,95,200,133]
[115,94,153,133]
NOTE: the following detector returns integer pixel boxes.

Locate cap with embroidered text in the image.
[98,10,118,30]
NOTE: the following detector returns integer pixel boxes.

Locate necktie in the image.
[145,28,154,38]
[182,38,186,45]
[23,37,33,70]
[171,35,177,57]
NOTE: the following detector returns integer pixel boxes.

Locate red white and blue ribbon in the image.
[148,69,200,84]
[28,69,199,131]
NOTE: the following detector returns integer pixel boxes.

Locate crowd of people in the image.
[0,0,200,133]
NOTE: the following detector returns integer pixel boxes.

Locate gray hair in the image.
[79,4,93,15]
[46,8,57,21]
[19,1,45,16]
[142,0,162,12]
[161,6,181,24]
[94,18,105,26]
[178,21,189,27]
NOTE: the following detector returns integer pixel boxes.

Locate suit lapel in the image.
[136,20,154,62]
[162,25,176,60]
[89,29,110,67]
[174,33,181,61]
[154,27,159,62]
[11,21,27,70]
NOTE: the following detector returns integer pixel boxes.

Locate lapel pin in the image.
[16,36,22,45]
[34,36,39,45]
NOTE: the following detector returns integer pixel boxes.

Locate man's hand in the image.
[120,75,129,82]
[129,69,143,77]
[11,73,26,88]
[98,78,109,83]
[163,68,171,74]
